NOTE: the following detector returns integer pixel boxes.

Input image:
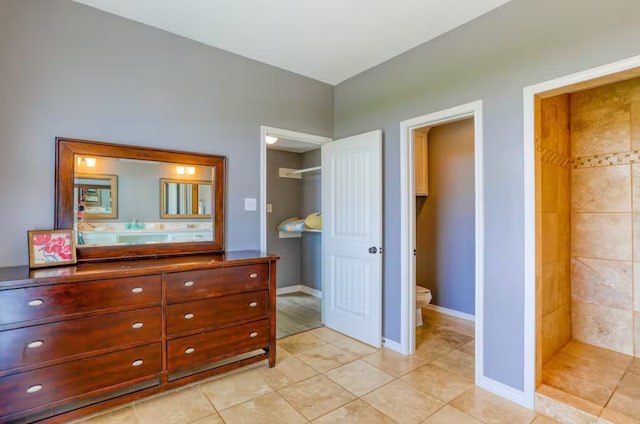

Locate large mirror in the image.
[56,138,225,261]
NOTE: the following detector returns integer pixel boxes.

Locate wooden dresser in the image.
[0,251,278,424]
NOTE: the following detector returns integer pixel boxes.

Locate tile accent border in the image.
[571,150,640,168]
[536,142,571,168]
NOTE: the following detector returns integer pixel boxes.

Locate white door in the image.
[322,130,383,347]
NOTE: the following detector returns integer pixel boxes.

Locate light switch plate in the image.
[267,203,273,213]
[244,198,257,211]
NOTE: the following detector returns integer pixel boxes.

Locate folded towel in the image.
[304,212,322,230]
[277,217,306,232]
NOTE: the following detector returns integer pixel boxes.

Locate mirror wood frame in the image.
[160,178,212,219]
[55,137,225,262]
[75,173,118,219]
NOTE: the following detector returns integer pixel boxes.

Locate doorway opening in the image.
[260,126,331,339]
[524,55,640,415]
[399,100,487,394]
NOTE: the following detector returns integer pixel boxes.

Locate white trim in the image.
[424,304,475,322]
[382,337,403,353]
[477,376,528,406]
[522,54,640,410]
[276,285,323,298]
[399,101,485,387]
[259,126,332,253]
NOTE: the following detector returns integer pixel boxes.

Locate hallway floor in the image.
[76,310,556,424]
[537,340,640,423]
[276,292,322,339]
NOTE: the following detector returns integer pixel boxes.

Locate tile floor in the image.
[537,340,640,423]
[76,309,555,424]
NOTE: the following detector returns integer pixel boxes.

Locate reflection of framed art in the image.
[27,229,77,268]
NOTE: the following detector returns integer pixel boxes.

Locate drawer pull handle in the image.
[249,273,258,279]
[131,287,144,294]
[27,340,44,349]
[184,281,195,287]
[132,322,144,329]
[184,313,195,320]
[185,347,195,354]
[249,301,258,307]
[28,299,44,307]
[131,359,144,367]
[27,385,43,394]
[249,331,258,338]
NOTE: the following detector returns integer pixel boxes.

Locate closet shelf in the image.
[305,229,321,233]
[279,166,321,179]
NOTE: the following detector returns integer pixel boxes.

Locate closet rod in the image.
[289,166,321,175]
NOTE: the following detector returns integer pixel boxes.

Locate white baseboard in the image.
[382,338,404,353]
[477,375,529,408]
[276,285,322,298]
[424,304,475,322]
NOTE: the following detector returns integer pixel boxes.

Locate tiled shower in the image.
[535,77,640,422]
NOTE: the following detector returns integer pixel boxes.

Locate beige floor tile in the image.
[414,327,473,362]
[451,387,537,424]
[544,351,627,390]
[133,386,215,424]
[331,337,379,358]
[325,359,394,397]
[362,379,444,424]
[561,340,633,365]
[401,364,473,403]
[542,366,612,406]
[312,399,396,424]
[531,414,560,423]
[76,406,138,424]
[420,308,460,329]
[279,331,328,354]
[199,368,273,410]
[259,355,319,389]
[190,414,224,424]
[606,372,640,420]
[535,383,602,421]
[460,340,475,355]
[629,358,640,376]
[421,405,483,424]
[439,318,476,338]
[219,391,306,424]
[431,348,475,380]
[296,343,357,372]
[276,342,293,359]
[309,326,350,343]
[363,348,428,377]
[279,374,355,420]
[599,407,640,424]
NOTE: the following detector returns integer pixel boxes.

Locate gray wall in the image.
[266,149,302,288]
[0,0,333,267]
[416,119,475,315]
[334,0,640,391]
[301,149,321,291]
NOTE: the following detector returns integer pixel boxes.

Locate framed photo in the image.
[27,229,77,268]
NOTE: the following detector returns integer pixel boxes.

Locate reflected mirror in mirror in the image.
[161,179,212,218]
[75,173,118,219]
[73,155,215,247]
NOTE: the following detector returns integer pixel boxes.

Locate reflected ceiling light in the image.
[265,135,278,144]
[76,156,96,167]
[176,165,196,175]
[176,166,185,174]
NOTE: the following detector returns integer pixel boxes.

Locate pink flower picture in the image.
[28,230,76,268]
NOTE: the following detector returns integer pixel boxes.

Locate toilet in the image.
[416,285,432,326]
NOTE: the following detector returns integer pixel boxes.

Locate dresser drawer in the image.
[0,275,161,326]
[166,264,268,300]
[167,319,269,370]
[167,291,268,335]
[0,343,161,418]
[0,307,161,372]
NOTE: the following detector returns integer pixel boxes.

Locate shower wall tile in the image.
[542,309,560,365]
[542,262,559,316]
[571,257,632,311]
[635,312,640,358]
[558,303,572,349]
[571,165,631,212]
[635,213,640,263]
[571,106,630,157]
[571,213,632,261]
[631,102,640,151]
[572,301,634,355]
[542,213,559,264]
[542,161,558,213]
[570,78,639,115]
[635,263,640,312]
[633,164,640,211]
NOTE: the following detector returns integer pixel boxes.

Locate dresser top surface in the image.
[0,250,279,287]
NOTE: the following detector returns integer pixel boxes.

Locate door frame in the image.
[259,126,332,254]
[399,100,484,370]
[522,55,640,408]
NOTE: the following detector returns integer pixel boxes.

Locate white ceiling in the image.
[73,0,512,85]
[267,137,320,154]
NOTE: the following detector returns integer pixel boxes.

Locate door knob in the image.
[368,246,377,254]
